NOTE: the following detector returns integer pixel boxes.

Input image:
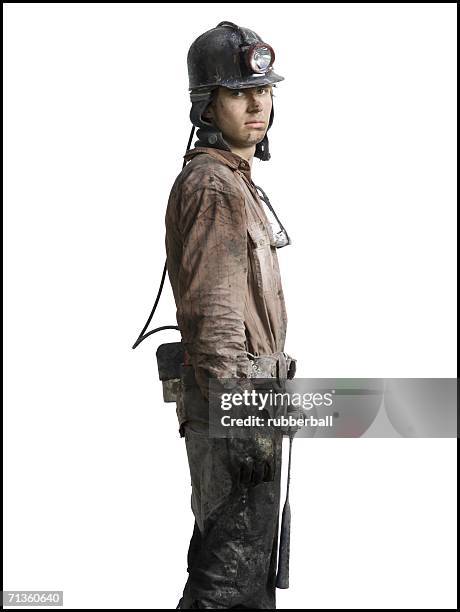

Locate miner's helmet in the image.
[186,21,284,161]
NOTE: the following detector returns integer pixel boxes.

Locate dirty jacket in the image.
[165,146,288,398]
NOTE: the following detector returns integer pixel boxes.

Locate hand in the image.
[278,404,304,437]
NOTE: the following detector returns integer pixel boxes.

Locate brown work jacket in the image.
[165,146,288,397]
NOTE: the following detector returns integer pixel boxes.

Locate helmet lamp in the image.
[246,43,275,74]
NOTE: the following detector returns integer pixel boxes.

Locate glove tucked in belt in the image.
[248,351,297,382]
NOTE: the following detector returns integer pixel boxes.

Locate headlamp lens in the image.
[250,46,273,73]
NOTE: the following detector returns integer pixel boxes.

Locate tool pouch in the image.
[156,342,185,402]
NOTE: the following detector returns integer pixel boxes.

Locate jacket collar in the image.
[183,146,252,181]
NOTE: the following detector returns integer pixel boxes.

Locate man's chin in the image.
[223,132,266,149]
[240,134,267,146]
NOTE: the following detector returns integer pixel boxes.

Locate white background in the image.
[4,3,457,609]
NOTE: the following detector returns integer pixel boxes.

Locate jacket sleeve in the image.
[175,181,251,399]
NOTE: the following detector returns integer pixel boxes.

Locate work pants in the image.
[177,374,283,609]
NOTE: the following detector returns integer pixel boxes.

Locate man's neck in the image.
[228,145,255,169]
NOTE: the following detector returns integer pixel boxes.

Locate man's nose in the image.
[246,94,263,112]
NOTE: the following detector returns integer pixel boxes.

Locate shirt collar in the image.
[183,146,252,180]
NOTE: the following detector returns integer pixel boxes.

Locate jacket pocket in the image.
[247,221,276,295]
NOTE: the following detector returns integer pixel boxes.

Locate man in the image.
[165,21,294,609]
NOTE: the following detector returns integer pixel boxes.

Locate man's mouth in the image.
[245,121,265,127]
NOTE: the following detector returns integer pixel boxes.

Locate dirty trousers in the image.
[179,419,283,609]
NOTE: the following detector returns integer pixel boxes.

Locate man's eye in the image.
[230,88,270,97]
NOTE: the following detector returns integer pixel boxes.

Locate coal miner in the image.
[165,21,296,609]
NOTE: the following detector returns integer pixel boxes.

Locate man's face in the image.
[204,85,273,149]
